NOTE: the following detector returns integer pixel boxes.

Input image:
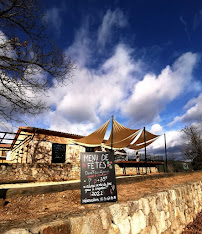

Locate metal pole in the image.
[144,127,147,161]
[164,133,168,172]
[144,127,147,173]
[111,115,114,152]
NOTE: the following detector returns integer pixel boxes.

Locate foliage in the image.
[0,0,74,124]
[166,160,192,173]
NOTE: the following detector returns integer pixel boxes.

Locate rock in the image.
[160,211,166,232]
[168,190,176,202]
[108,223,120,234]
[36,221,70,234]
[150,225,157,234]
[41,224,70,234]
[67,216,83,234]
[4,229,30,234]
[80,212,103,234]
[128,201,140,216]
[99,209,110,230]
[148,196,157,213]
[131,210,146,234]
[109,204,129,225]
[118,217,131,234]
[140,198,150,215]
[139,226,152,234]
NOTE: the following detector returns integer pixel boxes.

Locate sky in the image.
[2,0,202,158]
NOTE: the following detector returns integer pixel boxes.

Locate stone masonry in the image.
[3,180,202,234]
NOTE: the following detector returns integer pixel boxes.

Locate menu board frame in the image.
[52,143,66,163]
[80,151,117,204]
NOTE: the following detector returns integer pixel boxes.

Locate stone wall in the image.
[115,164,158,175]
[10,136,85,165]
[0,163,80,182]
[0,163,160,182]
[4,180,202,234]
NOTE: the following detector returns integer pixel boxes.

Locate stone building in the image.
[0,144,11,163]
[10,126,86,165]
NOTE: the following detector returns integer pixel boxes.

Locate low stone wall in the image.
[0,163,160,183]
[4,180,202,234]
[0,163,80,182]
[115,164,158,175]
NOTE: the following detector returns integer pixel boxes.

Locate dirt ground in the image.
[182,211,202,233]
[0,172,201,222]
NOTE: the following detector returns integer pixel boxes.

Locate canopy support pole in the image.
[111,115,114,152]
[144,127,147,173]
[164,133,168,172]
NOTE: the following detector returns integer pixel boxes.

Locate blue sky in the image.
[3,0,202,157]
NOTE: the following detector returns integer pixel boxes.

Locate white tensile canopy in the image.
[128,137,160,150]
[75,117,159,150]
[103,119,140,149]
[128,129,159,150]
[75,119,110,147]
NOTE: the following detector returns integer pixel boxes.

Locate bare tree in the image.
[0,0,74,124]
[182,123,202,170]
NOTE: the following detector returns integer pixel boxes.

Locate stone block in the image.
[41,224,70,234]
[108,223,120,234]
[148,211,157,226]
[80,212,103,234]
[156,196,163,211]
[99,208,110,230]
[168,190,176,202]
[67,216,83,234]
[109,204,129,225]
[148,196,157,213]
[118,217,131,234]
[4,229,30,234]
[131,210,146,234]
[140,198,150,215]
[150,225,157,234]
[139,226,151,234]
[160,211,166,232]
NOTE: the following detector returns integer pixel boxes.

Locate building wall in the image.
[10,131,85,164]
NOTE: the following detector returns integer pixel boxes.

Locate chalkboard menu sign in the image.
[80,152,117,204]
[52,143,66,163]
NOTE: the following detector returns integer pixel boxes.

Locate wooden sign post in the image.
[80,152,117,204]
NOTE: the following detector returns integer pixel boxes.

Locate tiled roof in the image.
[18,126,84,139]
[0,144,11,148]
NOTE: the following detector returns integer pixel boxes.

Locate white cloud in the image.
[169,93,202,126]
[44,44,140,134]
[0,121,14,132]
[24,47,198,137]
[5,8,199,146]
[45,7,63,34]
[150,124,163,134]
[144,130,185,159]
[193,9,202,30]
[66,25,92,67]
[122,52,198,125]
[0,30,16,58]
[179,16,191,42]
[97,9,127,47]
